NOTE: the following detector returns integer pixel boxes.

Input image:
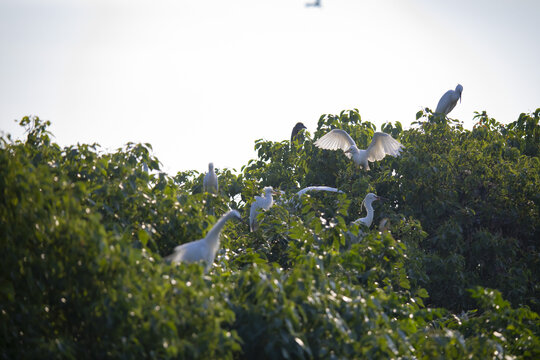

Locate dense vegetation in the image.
[1,110,539,359]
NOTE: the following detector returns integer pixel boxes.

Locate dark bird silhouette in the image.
[306,0,321,7]
[291,122,307,142]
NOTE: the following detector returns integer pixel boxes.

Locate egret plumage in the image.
[203,162,219,194]
[314,129,404,170]
[165,210,241,273]
[291,122,307,142]
[353,193,382,228]
[295,186,343,197]
[435,84,463,116]
[249,186,277,232]
[283,186,344,210]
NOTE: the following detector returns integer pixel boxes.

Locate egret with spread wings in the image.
[314,129,404,170]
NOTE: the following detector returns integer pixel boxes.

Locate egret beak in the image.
[377,196,389,202]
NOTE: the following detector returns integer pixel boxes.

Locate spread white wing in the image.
[365,132,404,162]
[314,129,357,157]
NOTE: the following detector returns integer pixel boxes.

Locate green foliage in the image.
[1,112,539,359]
[1,117,239,358]
[447,287,540,358]
[382,109,540,311]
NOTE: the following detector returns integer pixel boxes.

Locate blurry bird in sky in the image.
[306,0,321,7]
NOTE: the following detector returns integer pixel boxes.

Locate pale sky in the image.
[1,0,539,174]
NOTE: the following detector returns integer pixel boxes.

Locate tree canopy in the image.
[1,110,539,359]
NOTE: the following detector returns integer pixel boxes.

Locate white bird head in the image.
[263,186,276,196]
[363,193,381,205]
[353,193,387,228]
[229,209,241,219]
[361,193,388,209]
[344,145,359,156]
[208,162,214,171]
[456,84,463,103]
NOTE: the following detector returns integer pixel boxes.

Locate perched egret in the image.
[314,129,404,170]
[435,84,463,116]
[295,186,343,197]
[353,193,383,228]
[165,210,241,273]
[285,186,344,208]
[203,162,219,194]
[249,186,277,232]
[291,122,307,142]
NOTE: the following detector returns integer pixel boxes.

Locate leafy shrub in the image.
[1,113,539,359]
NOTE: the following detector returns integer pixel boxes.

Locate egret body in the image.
[295,186,343,197]
[435,84,463,116]
[249,187,276,232]
[314,130,404,170]
[203,162,219,194]
[353,193,382,228]
[284,186,344,208]
[165,210,241,273]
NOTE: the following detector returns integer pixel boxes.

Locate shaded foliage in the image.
[1,112,539,359]
[381,109,540,311]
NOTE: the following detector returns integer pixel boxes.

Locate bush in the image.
[1,113,539,358]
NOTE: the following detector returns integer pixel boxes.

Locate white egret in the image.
[249,186,277,232]
[353,193,383,228]
[291,122,307,142]
[435,84,463,116]
[295,186,343,197]
[203,162,218,194]
[282,186,344,207]
[314,129,404,170]
[165,210,241,273]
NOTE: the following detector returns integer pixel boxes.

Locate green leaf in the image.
[138,229,149,247]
